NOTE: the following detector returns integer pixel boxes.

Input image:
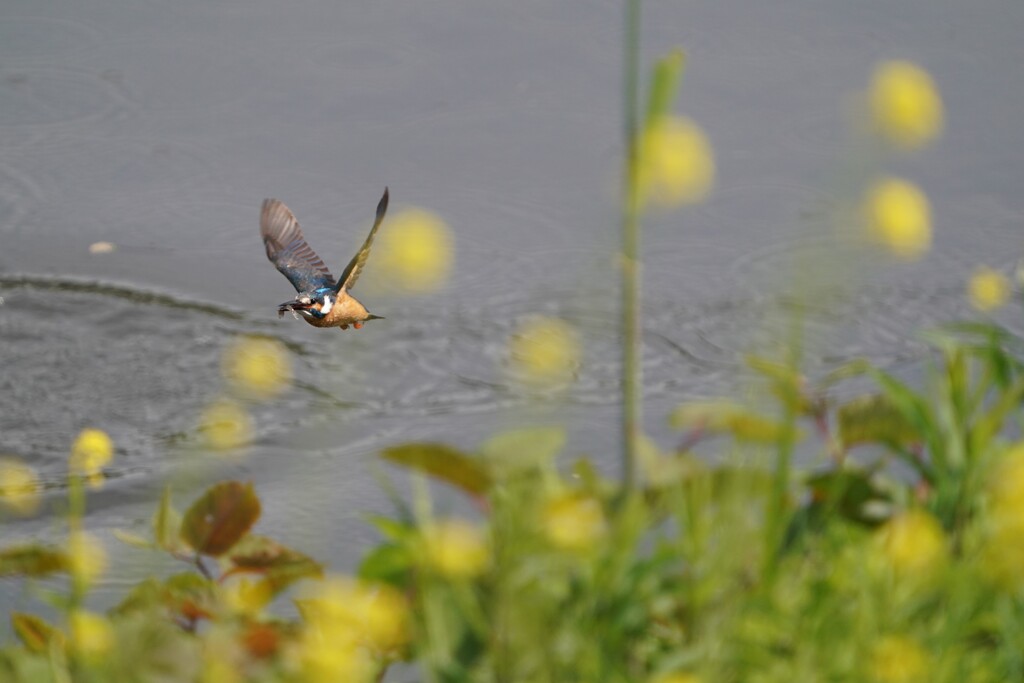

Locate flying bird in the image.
[260,188,389,330]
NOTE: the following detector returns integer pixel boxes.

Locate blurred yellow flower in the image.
[69,611,114,658]
[651,674,704,683]
[870,634,930,683]
[222,577,273,615]
[222,335,291,399]
[300,576,410,653]
[864,177,932,260]
[199,626,244,682]
[201,655,242,683]
[869,60,943,151]
[199,398,252,452]
[508,316,580,387]
[68,531,109,584]
[637,115,715,208]
[300,633,372,683]
[980,445,1024,587]
[543,493,608,552]
[373,208,453,292]
[968,267,1011,312]
[422,519,490,579]
[989,444,1024,514]
[876,509,946,577]
[0,458,41,516]
[69,428,114,488]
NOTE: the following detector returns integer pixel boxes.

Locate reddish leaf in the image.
[229,535,317,570]
[12,613,65,653]
[227,535,323,591]
[180,481,262,556]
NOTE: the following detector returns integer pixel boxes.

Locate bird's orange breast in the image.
[302,293,371,328]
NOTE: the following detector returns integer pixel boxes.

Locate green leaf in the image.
[180,481,262,557]
[819,359,873,387]
[805,468,893,527]
[359,543,412,586]
[479,426,566,478]
[745,355,820,414]
[381,443,491,496]
[11,613,65,653]
[155,485,188,553]
[0,545,68,577]
[867,368,939,460]
[365,515,415,543]
[972,377,1024,454]
[837,394,920,449]
[669,400,789,443]
[162,572,217,620]
[111,577,163,615]
[113,573,216,621]
[645,48,686,126]
[112,529,154,550]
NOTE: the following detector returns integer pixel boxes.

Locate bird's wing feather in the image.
[260,199,335,293]
[335,187,389,294]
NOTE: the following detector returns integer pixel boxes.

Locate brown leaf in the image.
[0,544,69,577]
[180,481,262,556]
[381,443,491,496]
[12,612,65,653]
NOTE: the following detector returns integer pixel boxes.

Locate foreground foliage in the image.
[2,321,1024,682]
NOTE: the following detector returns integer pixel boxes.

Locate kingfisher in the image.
[260,188,389,330]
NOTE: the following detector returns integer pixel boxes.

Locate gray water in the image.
[2,0,1023,616]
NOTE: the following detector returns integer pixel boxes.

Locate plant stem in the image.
[621,0,643,492]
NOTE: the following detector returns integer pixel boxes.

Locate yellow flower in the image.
[870,634,930,683]
[0,458,41,516]
[637,115,715,208]
[980,445,1024,587]
[876,509,946,577]
[422,519,490,579]
[864,177,932,260]
[69,428,114,487]
[222,577,273,615]
[68,531,109,584]
[299,576,410,653]
[222,335,291,399]
[543,493,608,552]
[651,674,704,683]
[69,611,114,658]
[201,655,242,683]
[198,398,252,452]
[508,316,581,387]
[373,208,453,293]
[989,444,1024,515]
[869,60,943,150]
[300,633,372,683]
[968,267,1011,312]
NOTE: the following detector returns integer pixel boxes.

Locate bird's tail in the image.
[366,314,385,321]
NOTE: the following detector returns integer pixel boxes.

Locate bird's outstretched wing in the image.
[335,187,389,294]
[260,199,335,293]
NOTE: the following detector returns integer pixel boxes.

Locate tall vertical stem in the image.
[621,0,643,491]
